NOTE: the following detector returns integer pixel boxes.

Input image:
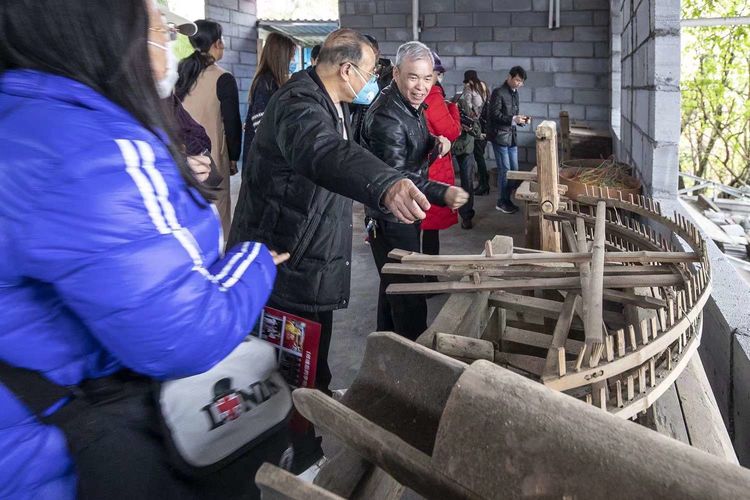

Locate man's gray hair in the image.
[395,41,433,68]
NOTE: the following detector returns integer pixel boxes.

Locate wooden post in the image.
[559,111,571,161]
[536,120,561,252]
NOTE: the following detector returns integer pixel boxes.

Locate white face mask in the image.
[149,40,179,99]
[437,73,444,84]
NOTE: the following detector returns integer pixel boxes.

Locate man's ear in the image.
[392,66,400,80]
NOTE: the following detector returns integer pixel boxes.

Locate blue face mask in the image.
[347,67,379,105]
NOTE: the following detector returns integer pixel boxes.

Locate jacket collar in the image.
[302,67,352,139]
[383,81,427,117]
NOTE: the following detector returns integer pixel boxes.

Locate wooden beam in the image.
[536,120,561,252]
[386,274,683,295]
[382,263,676,278]
[584,201,607,347]
[389,250,700,266]
[542,293,581,377]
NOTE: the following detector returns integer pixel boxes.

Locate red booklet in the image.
[253,307,321,390]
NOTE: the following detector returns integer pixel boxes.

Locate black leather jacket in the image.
[361,82,449,221]
[488,81,520,147]
[228,67,404,312]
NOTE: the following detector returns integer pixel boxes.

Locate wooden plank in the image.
[505,171,537,182]
[584,201,607,347]
[536,120,561,252]
[292,389,480,500]
[489,291,624,327]
[256,463,346,500]
[494,352,545,377]
[433,333,494,362]
[602,289,667,309]
[390,250,699,266]
[675,355,739,464]
[542,293,580,377]
[387,274,683,295]
[504,325,584,355]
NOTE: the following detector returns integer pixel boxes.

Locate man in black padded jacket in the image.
[361,41,468,341]
[229,29,432,395]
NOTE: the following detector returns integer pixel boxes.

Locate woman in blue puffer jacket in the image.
[0,1,287,498]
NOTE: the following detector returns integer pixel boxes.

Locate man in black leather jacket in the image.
[361,41,468,340]
[488,65,529,214]
[229,29,433,394]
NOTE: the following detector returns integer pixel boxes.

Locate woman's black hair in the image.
[175,20,223,100]
[0,0,208,197]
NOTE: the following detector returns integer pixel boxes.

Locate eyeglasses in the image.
[149,23,178,41]
[341,62,378,79]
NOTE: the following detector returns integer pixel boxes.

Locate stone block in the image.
[437,42,475,56]
[573,57,608,73]
[422,0,457,13]
[585,105,609,121]
[523,102,549,118]
[492,56,531,72]
[423,13,437,28]
[594,42,609,58]
[652,35,680,90]
[231,10,254,27]
[456,0,493,12]
[635,0,651,48]
[649,90,680,143]
[239,0,256,14]
[511,42,551,57]
[221,50,240,64]
[210,0,238,9]
[455,56,493,69]
[559,10,593,25]
[363,28,387,42]
[471,12,512,28]
[510,12,550,27]
[493,26,531,41]
[534,87,573,103]
[573,88,608,105]
[355,2,378,14]
[531,57,573,72]
[232,63,254,79]
[633,88,649,130]
[492,0,531,11]
[573,0,608,9]
[437,13,474,26]
[524,71,554,87]
[456,27,494,42]
[378,42,403,57]
[554,72,597,88]
[531,27,574,42]
[230,36,255,52]
[594,10,610,26]
[386,28,410,41]
[439,55,455,69]
[240,51,257,64]
[653,0,680,32]
[475,42,512,56]
[574,26,609,42]
[649,143,679,195]
[548,103,586,120]
[552,42,594,57]
[206,6,232,22]
[385,0,413,13]
[372,14,408,27]
[733,333,750,466]
[421,28,456,42]
[342,15,373,28]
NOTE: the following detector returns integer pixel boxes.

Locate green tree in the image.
[681,0,750,190]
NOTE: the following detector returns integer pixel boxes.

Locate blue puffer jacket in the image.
[0,70,277,499]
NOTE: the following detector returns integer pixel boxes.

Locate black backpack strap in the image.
[0,359,74,415]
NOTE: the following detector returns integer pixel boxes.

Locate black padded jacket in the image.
[228,67,404,312]
[360,82,449,222]
[487,81,520,147]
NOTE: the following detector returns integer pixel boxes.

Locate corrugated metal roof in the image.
[258,19,339,46]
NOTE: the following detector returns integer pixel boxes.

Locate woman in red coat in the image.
[422,52,462,255]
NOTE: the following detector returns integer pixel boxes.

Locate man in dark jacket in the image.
[488,65,530,214]
[229,29,432,394]
[361,41,468,340]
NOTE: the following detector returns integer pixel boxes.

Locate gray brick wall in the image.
[205,0,257,120]
[339,0,611,167]
[616,0,680,196]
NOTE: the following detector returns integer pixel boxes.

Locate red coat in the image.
[422,84,461,230]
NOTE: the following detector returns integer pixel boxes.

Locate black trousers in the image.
[473,138,489,190]
[366,217,427,341]
[422,229,440,255]
[270,304,333,395]
[456,153,476,221]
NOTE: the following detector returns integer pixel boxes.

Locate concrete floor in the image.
[231,172,525,390]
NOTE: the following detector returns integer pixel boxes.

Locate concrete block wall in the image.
[339,0,612,167]
[617,0,680,196]
[205,0,258,119]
